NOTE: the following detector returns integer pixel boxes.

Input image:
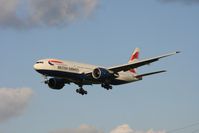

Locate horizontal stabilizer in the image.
[136,70,166,78]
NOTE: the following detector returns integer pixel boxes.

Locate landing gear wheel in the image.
[109,86,113,90]
[101,83,113,90]
[76,89,79,93]
[76,87,88,95]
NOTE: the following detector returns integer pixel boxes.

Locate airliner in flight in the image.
[34,48,179,95]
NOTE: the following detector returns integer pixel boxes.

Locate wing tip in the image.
[160,70,167,73]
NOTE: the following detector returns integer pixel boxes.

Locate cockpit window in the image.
[36,61,44,64]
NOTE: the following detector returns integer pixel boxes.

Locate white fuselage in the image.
[33,59,140,85]
[33,49,179,95]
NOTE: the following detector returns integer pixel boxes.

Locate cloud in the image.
[110,124,166,133]
[50,124,166,133]
[0,0,98,29]
[50,124,103,133]
[110,124,134,133]
[158,0,199,5]
[0,88,33,123]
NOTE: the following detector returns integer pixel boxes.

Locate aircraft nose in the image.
[33,64,39,70]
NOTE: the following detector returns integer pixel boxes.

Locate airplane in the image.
[33,48,180,95]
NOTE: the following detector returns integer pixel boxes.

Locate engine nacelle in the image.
[92,67,113,80]
[48,78,65,90]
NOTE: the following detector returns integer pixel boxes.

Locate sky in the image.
[0,0,199,133]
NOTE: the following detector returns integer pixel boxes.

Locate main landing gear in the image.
[101,83,112,90]
[76,85,87,95]
[75,83,113,95]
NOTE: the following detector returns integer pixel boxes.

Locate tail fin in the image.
[128,48,140,63]
[128,48,140,75]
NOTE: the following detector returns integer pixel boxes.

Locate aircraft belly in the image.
[36,69,98,85]
[36,69,140,86]
[110,72,141,85]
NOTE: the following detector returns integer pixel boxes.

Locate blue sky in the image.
[0,0,199,133]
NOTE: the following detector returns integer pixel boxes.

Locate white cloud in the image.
[110,124,166,133]
[110,125,166,133]
[0,0,98,29]
[0,88,33,123]
[50,124,166,133]
[50,124,103,133]
[110,124,134,133]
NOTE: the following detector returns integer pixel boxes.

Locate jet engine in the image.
[47,78,65,90]
[92,67,113,80]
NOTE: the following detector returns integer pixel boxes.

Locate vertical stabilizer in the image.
[128,48,140,75]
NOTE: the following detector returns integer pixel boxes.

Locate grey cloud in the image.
[159,0,199,5]
[0,88,33,123]
[0,0,98,29]
[0,0,21,28]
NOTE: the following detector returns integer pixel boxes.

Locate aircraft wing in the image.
[108,51,180,73]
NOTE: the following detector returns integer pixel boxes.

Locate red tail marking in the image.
[129,49,139,75]
[130,51,139,61]
[129,69,136,74]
